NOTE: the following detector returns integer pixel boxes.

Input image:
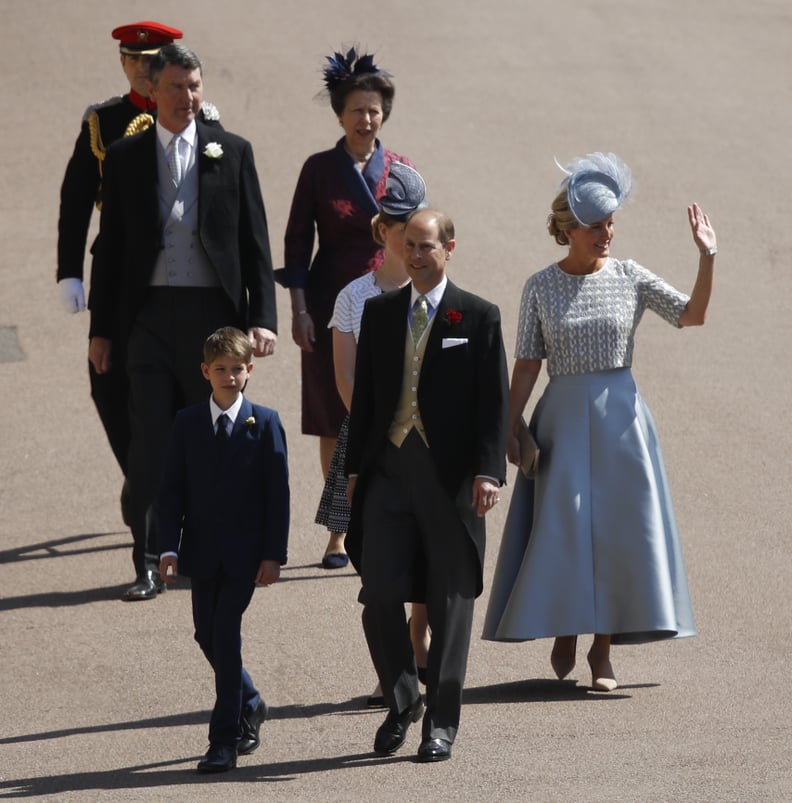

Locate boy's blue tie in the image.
[216,413,230,441]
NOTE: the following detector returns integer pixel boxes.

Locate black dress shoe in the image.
[373,697,424,756]
[417,737,452,762]
[124,570,166,601]
[237,700,268,755]
[196,743,236,773]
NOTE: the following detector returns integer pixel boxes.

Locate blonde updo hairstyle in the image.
[547,188,579,246]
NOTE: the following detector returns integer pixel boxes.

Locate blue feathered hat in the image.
[559,152,633,226]
[380,163,427,220]
[323,47,382,92]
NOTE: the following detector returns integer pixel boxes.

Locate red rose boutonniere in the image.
[445,309,463,326]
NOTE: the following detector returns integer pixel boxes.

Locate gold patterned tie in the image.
[411,295,430,343]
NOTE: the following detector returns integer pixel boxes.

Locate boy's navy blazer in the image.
[157,397,289,581]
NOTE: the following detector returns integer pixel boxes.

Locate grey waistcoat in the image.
[150,145,219,287]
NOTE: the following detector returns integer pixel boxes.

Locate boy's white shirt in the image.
[210,393,244,431]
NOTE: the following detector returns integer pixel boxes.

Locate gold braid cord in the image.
[124,112,155,138]
[88,111,154,210]
[87,111,106,176]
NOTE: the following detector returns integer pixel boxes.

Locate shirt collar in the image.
[156,119,197,151]
[209,394,244,427]
[410,275,447,310]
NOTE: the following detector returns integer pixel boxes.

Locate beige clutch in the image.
[518,417,540,479]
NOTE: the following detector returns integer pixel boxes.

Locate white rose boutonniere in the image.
[244,416,256,429]
[203,142,223,159]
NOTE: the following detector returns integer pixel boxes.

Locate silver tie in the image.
[168,135,183,186]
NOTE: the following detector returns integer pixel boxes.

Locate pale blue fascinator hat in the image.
[380,162,427,220]
[558,152,632,226]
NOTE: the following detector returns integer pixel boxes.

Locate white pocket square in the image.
[442,337,468,349]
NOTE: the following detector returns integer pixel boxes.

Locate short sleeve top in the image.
[515,258,690,377]
[328,272,383,343]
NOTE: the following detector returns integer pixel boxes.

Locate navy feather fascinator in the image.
[323,47,382,91]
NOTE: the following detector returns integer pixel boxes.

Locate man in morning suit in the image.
[159,327,289,773]
[57,22,221,511]
[345,208,509,762]
[89,45,277,601]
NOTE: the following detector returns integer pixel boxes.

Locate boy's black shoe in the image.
[237,700,268,755]
[197,744,236,773]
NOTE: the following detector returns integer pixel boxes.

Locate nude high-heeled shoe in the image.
[587,653,618,692]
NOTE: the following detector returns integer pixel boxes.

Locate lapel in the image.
[196,120,223,230]
[422,280,463,370]
[389,285,411,363]
[335,137,382,217]
[221,397,254,467]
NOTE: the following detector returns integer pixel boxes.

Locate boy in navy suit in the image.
[158,327,289,773]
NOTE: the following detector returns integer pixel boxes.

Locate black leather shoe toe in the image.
[417,737,452,762]
[373,697,424,755]
[124,571,164,601]
[237,700,268,755]
[197,743,236,773]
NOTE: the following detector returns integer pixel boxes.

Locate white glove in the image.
[58,277,86,313]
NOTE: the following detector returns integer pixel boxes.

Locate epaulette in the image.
[200,101,221,121]
[81,95,125,122]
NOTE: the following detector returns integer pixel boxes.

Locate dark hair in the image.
[149,44,202,86]
[203,327,252,364]
[330,72,395,122]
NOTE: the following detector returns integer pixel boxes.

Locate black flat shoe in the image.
[366,694,386,708]
[417,737,452,762]
[321,553,349,570]
[237,699,268,755]
[373,698,424,756]
[197,743,236,773]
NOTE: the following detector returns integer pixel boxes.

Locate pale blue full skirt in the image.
[482,368,696,645]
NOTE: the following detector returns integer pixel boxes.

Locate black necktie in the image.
[216,413,230,442]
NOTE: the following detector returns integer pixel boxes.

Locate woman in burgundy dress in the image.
[277,48,414,568]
